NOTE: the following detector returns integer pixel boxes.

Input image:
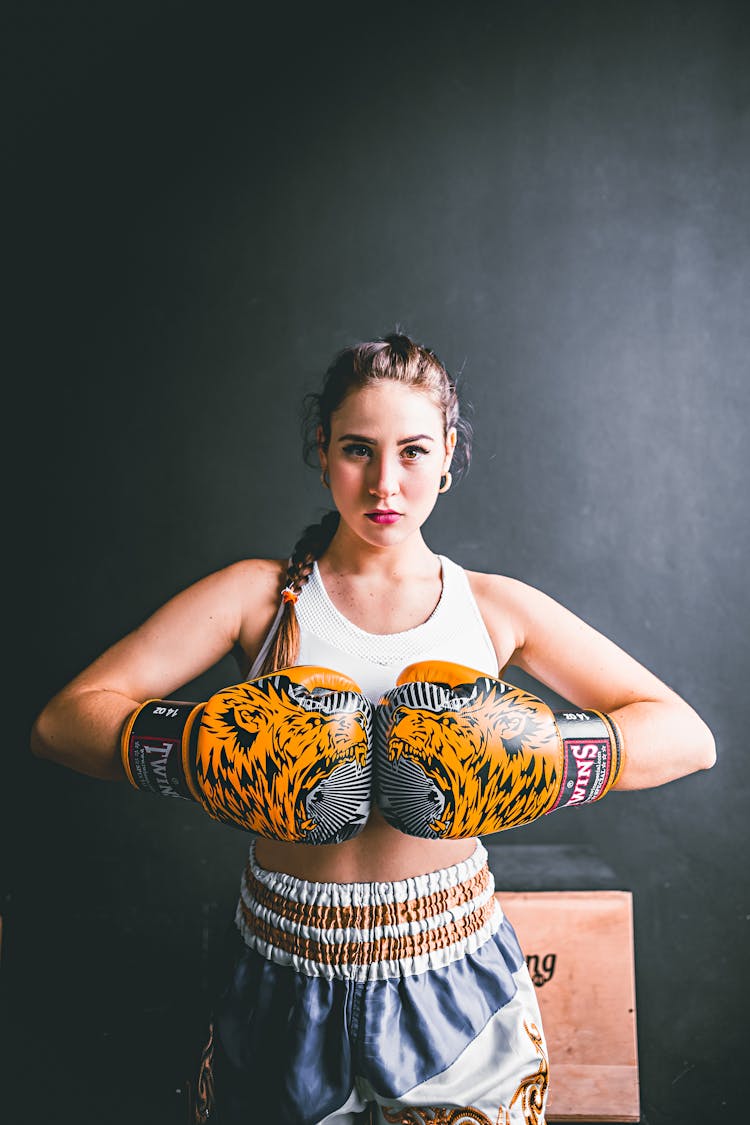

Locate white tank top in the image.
[286,555,499,704]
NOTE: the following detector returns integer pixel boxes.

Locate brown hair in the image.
[257,332,472,676]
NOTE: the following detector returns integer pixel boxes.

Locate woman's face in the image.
[319,381,456,549]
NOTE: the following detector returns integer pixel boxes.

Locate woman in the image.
[31,333,716,1125]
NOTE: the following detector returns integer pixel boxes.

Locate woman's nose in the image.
[369,454,400,497]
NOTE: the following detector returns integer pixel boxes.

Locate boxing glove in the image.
[375,660,623,838]
[121,666,372,843]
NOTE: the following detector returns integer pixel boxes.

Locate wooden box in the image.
[495,890,639,1123]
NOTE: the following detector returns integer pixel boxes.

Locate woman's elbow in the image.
[30,709,48,758]
[695,719,717,772]
[667,700,717,776]
[30,704,60,763]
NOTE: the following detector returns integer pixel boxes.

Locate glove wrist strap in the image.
[121,699,203,801]
[549,709,622,811]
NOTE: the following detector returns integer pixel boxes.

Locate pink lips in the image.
[366,511,401,525]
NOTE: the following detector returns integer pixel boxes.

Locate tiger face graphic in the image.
[380,678,562,837]
[193,675,371,842]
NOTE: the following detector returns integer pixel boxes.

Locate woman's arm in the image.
[30,558,282,782]
[472,574,716,791]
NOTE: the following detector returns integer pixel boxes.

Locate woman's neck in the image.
[321,524,439,582]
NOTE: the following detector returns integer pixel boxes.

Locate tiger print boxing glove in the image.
[121,666,372,843]
[374,660,623,838]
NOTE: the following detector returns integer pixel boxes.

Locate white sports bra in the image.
[250,556,498,704]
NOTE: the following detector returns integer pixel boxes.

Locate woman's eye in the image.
[402,445,429,461]
[343,444,372,459]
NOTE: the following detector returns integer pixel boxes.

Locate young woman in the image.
[31,333,716,1125]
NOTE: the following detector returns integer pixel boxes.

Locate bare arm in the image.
[30,559,282,781]
[473,574,716,790]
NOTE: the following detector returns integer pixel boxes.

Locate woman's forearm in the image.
[30,688,139,782]
[610,699,716,790]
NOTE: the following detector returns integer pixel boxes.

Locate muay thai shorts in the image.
[191,840,548,1124]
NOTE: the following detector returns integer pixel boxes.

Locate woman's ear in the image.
[443,426,457,472]
[317,425,328,472]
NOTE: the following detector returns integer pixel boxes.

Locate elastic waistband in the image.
[234,840,502,980]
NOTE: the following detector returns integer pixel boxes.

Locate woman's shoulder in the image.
[184,556,285,607]
[218,555,285,609]
[222,556,286,591]
[462,567,537,601]
[461,567,544,665]
[173,557,285,655]
[227,557,286,653]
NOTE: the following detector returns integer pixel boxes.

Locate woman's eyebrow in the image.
[337,433,435,444]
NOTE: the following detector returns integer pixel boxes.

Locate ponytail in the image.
[256,510,340,677]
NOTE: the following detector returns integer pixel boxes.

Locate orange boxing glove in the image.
[121,666,372,843]
[374,660,623,838]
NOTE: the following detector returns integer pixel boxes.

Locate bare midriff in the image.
[254,805,477,884]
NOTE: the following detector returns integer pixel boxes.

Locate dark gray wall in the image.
[5,2,748,1122]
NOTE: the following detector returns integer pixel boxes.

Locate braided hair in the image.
[256,332,472,676]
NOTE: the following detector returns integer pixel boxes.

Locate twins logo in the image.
[565,739,609,806]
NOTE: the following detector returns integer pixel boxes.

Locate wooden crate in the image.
[496,891,639,1123]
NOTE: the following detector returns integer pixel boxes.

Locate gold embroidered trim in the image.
[508,1022,549,1125]
[189,1020,215,1123]
[239,892,497,965]
[381,1106,497,1123]
[380,1021,549,1125]
[244,861,491,932]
